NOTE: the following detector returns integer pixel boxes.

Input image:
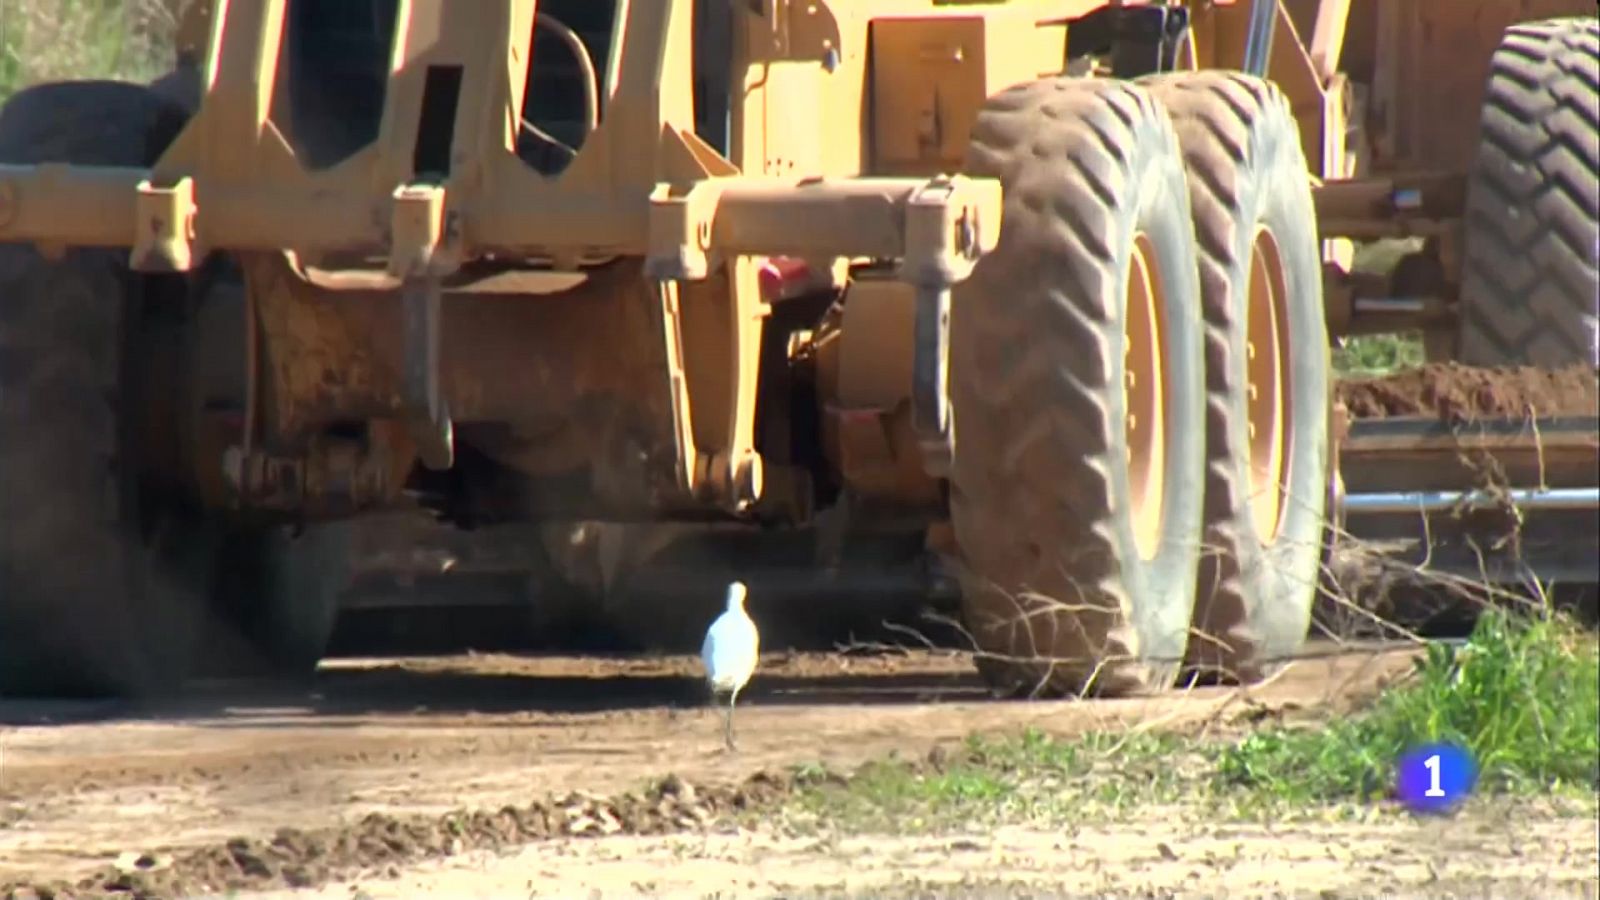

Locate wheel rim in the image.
[1245,228,1291,543]
[1124,233,1169,561]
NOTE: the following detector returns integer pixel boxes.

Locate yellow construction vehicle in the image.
[0,1,1594,697]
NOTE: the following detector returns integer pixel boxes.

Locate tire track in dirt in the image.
[0,645,1419,895]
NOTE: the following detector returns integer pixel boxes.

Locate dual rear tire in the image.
[948,73,1330,697]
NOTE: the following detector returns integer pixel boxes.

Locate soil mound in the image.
[1336,363,1599,423]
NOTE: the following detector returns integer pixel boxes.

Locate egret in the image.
[701,579,759,751]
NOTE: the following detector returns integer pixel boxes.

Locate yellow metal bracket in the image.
[899,174,1001,476]
[643,172,1003,492]
[131,176,199,273]
[387,183,460,472]
[644,179,729,282]
[387,183,456,279]
[902,174,998,287]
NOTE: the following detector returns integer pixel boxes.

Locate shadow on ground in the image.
[0,646,990,728]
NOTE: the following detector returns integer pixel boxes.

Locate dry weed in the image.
[0,0,189,97]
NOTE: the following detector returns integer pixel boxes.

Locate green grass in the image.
[1331,237,1429,378]
[1333,332,1425,377]
[786,610,1598,831]
[1220,610,1599,802]
[784,730,1203,832]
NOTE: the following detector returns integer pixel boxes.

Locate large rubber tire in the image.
[0,82,207,697]
[186,261,353,678]
[1142,72,1331,682]
[214,522,352,677]
[1458,16,1600,367]
[949,77,1207,698]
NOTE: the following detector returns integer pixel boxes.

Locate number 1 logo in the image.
[1424,753,1446,798]
[1398,743,1476,814]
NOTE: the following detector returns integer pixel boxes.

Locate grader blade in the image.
[1340,414,1600,589]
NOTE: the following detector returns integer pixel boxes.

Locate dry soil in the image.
[1336,362,1600,422]
[4,645,1595,898]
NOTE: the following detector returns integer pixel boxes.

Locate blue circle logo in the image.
[1396,742,1477,814]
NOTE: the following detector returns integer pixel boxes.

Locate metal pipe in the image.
[709,180,917,261]
[1352,297,1428,314]
[0,164,142,246]
[1342,487,1600,514]
[1242,0,1277,76]
[911,284,953,471]
[535,14,600,135]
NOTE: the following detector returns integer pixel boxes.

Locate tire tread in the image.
[1459,17,1600,367]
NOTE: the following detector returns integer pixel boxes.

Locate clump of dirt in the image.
[0,770,795,900]
[1336,362,1599,423]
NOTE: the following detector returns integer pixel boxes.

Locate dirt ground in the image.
[1335,361,1600,422]
[4,644,1595,898]
[256,812,1600,899]
[6,360,1598,898]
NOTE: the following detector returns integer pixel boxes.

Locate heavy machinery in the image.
[0,1,1595,698]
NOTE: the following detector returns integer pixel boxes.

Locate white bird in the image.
[701,579,759,751]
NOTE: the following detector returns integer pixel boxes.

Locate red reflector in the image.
[758,256,814,303]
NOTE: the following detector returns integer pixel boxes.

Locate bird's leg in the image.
[723,695,736,751]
